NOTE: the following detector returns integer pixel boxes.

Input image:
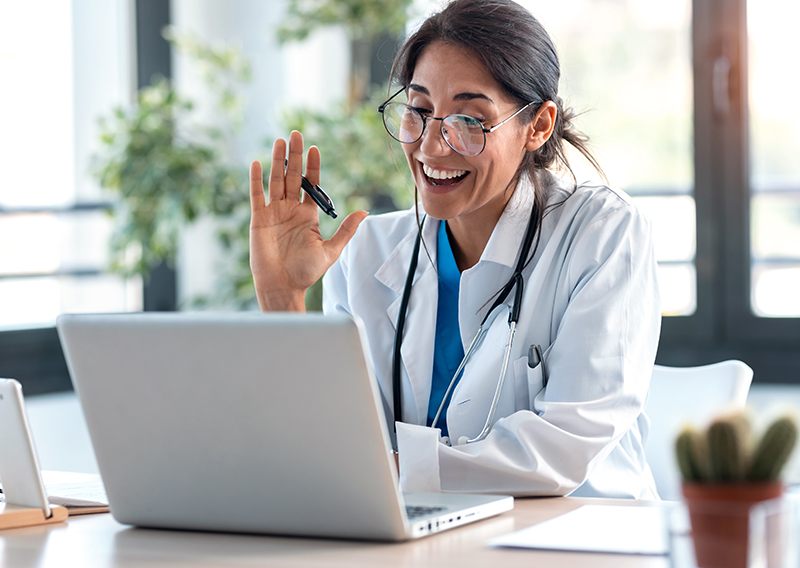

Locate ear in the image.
[524,101,558,152]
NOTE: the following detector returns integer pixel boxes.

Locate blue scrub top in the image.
[427,221,465,437]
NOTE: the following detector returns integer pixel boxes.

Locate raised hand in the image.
[249,131,368,312]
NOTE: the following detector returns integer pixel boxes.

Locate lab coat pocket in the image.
[512,356,544,412]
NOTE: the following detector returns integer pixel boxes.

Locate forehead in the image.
[409,41,508,104]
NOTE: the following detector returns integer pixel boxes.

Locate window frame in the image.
[0,0,176,394]
[655,0,800,384]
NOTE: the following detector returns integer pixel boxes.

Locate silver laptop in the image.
[57,312,512,540]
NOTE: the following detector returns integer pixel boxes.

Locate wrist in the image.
[257,289,307,312]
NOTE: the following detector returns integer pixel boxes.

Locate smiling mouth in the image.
[421,163,470,187]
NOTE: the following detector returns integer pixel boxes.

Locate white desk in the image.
[0,497,676,568]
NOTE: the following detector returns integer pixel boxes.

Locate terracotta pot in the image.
[682,482,784,568]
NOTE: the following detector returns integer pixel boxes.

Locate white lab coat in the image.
[323,171,661,499]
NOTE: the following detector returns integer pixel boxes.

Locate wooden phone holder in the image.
[0,502,68,530]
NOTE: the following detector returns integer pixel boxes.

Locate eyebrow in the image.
[408,84,495,104]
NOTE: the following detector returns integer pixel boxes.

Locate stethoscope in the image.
[392,200,539,445]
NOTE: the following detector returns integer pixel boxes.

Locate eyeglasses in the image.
[378,88,540,157]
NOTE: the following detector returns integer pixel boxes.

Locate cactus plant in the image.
[707,416,748,480]
[747,416,798,481]
[675,411,798,484]
[676,427,705,482]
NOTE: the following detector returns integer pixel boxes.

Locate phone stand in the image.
[0,502,68,530]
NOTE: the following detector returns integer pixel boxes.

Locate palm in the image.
[251,199,332,292]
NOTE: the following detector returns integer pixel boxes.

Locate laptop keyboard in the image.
[405,505,446,520]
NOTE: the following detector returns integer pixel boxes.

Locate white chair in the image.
[644,361,753,501]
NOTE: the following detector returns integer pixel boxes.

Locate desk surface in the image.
[0,496,677,568]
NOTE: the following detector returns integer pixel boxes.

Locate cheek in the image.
[402,144,418,171]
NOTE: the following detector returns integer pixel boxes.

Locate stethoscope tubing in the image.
[467,320,517,443]
[392,200,539,445]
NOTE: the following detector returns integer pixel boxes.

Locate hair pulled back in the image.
[390,0,601,188]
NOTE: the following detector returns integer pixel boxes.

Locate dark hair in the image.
[390,0,603,261]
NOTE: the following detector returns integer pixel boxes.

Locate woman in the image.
[249,0,661,499]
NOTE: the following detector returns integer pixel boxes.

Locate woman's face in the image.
[403,41,533,226]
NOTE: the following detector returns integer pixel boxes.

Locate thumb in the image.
[325,210,369,260]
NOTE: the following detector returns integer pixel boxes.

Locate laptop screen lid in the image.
[57,312,410,540]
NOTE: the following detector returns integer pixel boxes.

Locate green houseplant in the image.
[94,28,251,290]
[675,411,798,568]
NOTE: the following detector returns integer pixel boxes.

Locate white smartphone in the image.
[0,378,51,516]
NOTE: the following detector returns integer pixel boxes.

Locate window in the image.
[0,0,159,393]
[523,0,800,382]
[527,0,695,317]
[747,0,800,317]
[0,0,140,331]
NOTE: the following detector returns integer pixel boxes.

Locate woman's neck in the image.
[444,189,515,272]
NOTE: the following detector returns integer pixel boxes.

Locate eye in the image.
[410,105,432,115]
[462,115,484,126]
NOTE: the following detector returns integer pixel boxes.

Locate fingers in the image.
[284,131,304,202]
[305,146,321,188]
[268,138,287,202]
[249,161,265,212]
[325,210,369,261]
[264,132,315,206]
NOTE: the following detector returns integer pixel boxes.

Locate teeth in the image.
[422,164,467,180]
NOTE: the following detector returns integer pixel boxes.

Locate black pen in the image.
[284,159,337,219]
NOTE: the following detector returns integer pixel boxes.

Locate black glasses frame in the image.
[377,88,541,157]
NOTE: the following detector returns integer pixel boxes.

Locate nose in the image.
[419,117,453,157]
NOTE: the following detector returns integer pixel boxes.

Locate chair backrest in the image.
[644,360,753,501]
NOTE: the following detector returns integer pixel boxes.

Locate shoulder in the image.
[334,206,422,280]
[541,173,651,236]
[342,207,420,260]
[350,207,420,248]
[323,206,422,311]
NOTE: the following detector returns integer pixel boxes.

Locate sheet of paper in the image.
[489,504,669,555]
[45,480,109,515]
[45,480,108,506]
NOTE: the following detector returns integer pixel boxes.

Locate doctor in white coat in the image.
[249,0,661,499]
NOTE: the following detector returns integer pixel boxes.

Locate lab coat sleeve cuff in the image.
[396,422,442,493]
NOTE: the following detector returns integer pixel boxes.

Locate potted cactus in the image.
[675,412,798,568]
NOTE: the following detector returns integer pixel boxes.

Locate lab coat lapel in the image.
[448,179,539,440]
[376,217,440,425]
[458,178,536,345]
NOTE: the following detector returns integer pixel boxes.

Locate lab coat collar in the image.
[374,211,439,294]
[477,174,538,270]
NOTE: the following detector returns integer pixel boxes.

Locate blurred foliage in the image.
[277,0,412,43]
[162,26,252,131]
[93,29,251,291]
[94,80,247,278]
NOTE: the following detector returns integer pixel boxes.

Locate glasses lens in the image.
[382,103,423,144]
[442,115,486,156]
